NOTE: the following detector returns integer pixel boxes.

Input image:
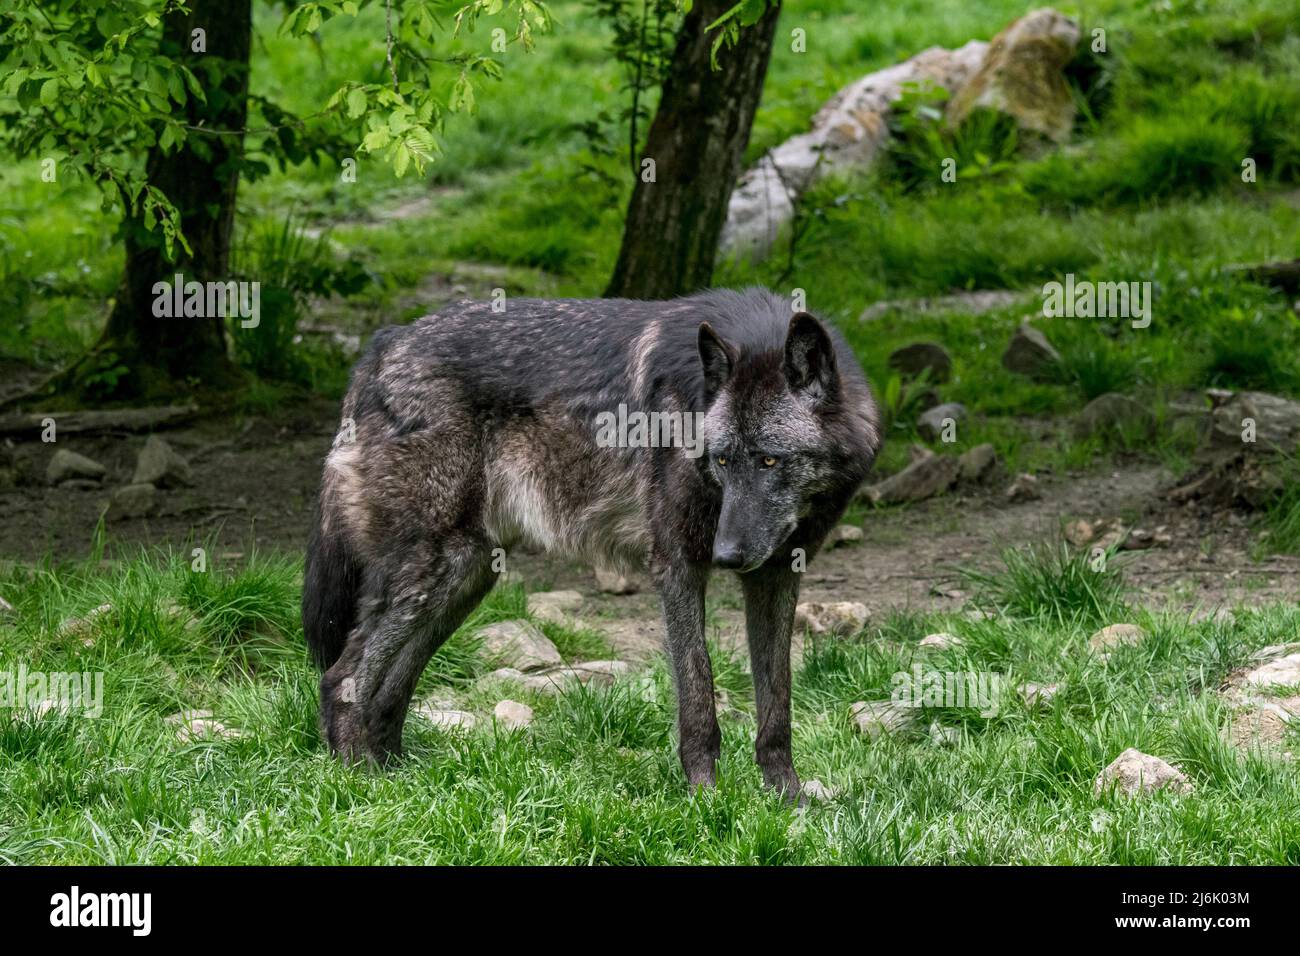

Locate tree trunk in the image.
[605,0,781,300]
[95,0,252,400]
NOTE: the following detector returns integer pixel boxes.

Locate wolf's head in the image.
[698,312,849,573]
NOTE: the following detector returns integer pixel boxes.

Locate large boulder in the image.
[947,8,1082,143]
[721,40,987,255]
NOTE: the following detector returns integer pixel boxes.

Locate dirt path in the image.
[3,402,1296,663]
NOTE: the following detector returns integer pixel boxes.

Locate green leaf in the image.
[39,78,59,107]
[346,88,367,119]
[393,143,410,177]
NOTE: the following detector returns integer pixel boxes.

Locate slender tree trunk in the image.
[604,0,781,300]
[95,0,252,400]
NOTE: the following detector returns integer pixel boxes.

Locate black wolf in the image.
[303,287,881,798]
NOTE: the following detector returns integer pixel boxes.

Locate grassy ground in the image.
[2,546,1298,865]
[3,0,1300,864]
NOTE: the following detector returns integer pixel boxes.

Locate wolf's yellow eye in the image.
[717,456,728,466]
[762,456,778,467]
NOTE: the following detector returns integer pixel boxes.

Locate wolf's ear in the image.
[784,312,838,401]
[698,322,735,399]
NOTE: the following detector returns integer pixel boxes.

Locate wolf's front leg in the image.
[740,564,801,800]
[656,561,721,788]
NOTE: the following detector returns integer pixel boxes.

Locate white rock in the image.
[929,720,960,746]
[1094,748,1191,797]
[1241,653,1300,690]
[477,619,563,671]
[919,631,962,650]
[493,699,534,730]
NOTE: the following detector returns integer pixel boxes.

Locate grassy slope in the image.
[2,549,1298,864]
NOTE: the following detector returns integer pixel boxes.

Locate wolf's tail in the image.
[302,500,361,670]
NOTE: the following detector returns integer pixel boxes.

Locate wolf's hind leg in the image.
[321,537,495,764]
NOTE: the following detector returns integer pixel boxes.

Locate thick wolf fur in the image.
[303,287,882,796]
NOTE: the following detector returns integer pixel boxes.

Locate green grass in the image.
[1,546,1298,864]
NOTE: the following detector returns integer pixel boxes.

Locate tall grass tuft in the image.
[960,541,1127,626]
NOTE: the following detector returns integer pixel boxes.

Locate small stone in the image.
[887,342,952,382]
[0,594,13,617]
[1094,748,1191,797]
[1005,472,1040,502]
[132,435,192,488]
[493,699,534,729]
[919,631,962,650]
[526,590,584,624]
[412,705,477,731]
[957,443,998,484]
[794,601,868,636]
[850,700,921,739]
[594,567,637,595]
[477,620,563,671]
[800,779,838,802]
[46,450,106,486]
[109,483,158,519]
[1088,623,1146,653]
[826,524,864,548]
[1018,681,1060,708]
[1001,322,1062,380]
[916,402,966,441]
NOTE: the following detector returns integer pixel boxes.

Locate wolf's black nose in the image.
[712,544,745,569]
